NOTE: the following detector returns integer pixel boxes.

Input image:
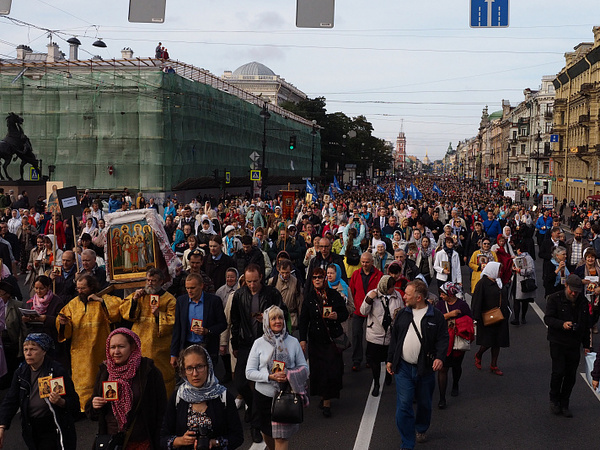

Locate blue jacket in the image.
[170,292,227,358]
[482,218,502,240]
[535,216,553,235]
[108,198,122,213]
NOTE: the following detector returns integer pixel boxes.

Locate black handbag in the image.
[521,278,537,293]
[94,434,122,450]
[271,388,304,424]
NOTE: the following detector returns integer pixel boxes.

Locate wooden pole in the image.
[72,215,80,272]
[52,209,56,293]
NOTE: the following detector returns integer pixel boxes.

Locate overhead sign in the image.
[470,0,509,28]
[550,134,559,143]
[542,194,554,210]
[250,170,262,181]
[225,171,231,184]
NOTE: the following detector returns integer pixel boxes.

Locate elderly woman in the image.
[299,267,349,418]
[468,237,498,293]
[160,345,243,450]
[246,306,308,450]
[436,282,473,409]
[471,262,510,376]
[511,242,538,325]
[87,328,167,449]
[543,246,568,297]
[415,236,435,285]
[360,275,404,397]
[0,333,79,450]
[574,248,600,323]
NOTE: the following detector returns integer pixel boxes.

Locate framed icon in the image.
[51,377,66,396]
[39,376,52,398]
[103,382,119,401]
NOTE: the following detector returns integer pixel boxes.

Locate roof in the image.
[489,110,503,120]
[232,61,276,77]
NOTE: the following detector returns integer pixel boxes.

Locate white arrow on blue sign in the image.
[470,0,509,28]
[550,134,559,143]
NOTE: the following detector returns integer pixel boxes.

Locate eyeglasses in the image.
[312,275,324,280]
[184,364,208,374]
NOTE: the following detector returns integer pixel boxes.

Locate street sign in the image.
[542,194,554,209]
[250,170,262,181]
[550,134,559,143]
[225,171,231,184]
[249,151,260,162]
[470,0,509,28]
[30,167,39,181]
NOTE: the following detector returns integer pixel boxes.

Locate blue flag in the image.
[329,185,335,200]
[377,185,385,194]
[394,183,404,202]
[432,183,443,195]
[306,180,318,198]
[388,191,393,201]
[409,183,423,200]
[333,176,343,194]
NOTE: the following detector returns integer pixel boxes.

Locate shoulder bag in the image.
[271,385,303,424]
[521,278,537,293]
[444,303,472,351]
[410,318,436,366]
[482,292,504,326]
[321,300,351,352]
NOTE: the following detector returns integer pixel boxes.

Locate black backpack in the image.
[346,247,361,266]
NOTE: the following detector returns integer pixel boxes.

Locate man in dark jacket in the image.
[230,264,286,443]
[544,274,591,417]
[169,273,227,368]
[234,235,265,278]
[204,236,235,290]
[386,280,448,449]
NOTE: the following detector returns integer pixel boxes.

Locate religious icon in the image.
[52,265,62,276]
[322,306,333,318]
[103,382,118,401]
[107,219,157,280]
[150,294,159,307]
[39,376,52,398]
[51,377,65,396]
[272,360,286,373]
[477,254,489,267]
[191,319,203,331]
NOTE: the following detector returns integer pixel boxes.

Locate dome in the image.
[489,110,503,120]
[232,61,276,77]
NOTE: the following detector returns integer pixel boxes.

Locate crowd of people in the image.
[0,177,597,449]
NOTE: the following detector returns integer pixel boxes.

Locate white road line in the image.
[579,373,600,402]
[531,301,547,327]
[353,363,387,450]
[249,443,266,450]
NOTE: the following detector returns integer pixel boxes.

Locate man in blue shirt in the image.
[482,211,501,244]
[169,273,227,369]
[536,209,554,247]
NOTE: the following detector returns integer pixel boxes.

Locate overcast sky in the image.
[0,0,598,160]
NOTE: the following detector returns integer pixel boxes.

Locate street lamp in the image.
[535,131,542,192]
[259,104,270,197]
[506,142,511,184]
[310,120,317,184]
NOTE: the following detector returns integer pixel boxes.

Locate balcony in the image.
[544,111,553,119]
[578,145,589,154]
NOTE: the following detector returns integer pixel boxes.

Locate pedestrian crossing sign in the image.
[30,167,39,181]
[225,171,231,184]
[250,170,261,181]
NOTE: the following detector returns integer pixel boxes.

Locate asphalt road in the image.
[3,237,600,449]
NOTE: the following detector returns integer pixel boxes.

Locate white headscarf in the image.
[198,214,216,235]
[481,261,502,289]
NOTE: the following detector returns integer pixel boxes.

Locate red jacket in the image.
[350,267,383,317]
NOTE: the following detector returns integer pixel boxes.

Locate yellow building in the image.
[552,27,600,203]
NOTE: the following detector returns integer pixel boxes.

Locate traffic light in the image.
[289,135,297,151]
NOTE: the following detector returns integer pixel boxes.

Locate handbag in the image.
[271,388,304,424]
[521,278,537,293]
[332,331,351,352]
[482,307,504,326]
[453,335,471,351]
[94,434,122,450]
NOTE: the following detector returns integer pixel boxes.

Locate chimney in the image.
[16,45,32,60]
[593,26,600,46]
[46,42,60,63]
[121,47,134,59]
[67,37,81,60]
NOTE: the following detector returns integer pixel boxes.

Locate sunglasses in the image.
[312,275,324,280]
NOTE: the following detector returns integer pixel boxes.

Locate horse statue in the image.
[0,112,42,181]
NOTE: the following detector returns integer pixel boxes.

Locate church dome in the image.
[232,61,276,77]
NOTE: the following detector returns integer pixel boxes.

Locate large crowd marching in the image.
[0,177,597,450]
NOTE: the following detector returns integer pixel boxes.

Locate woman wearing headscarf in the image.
[436,282,473,409]
[44,215,66,251]
[87,328,167,450]
[246,306,308,450]
[172,229,187,257]
[0,333,79,450]
[164,215,177,244]
[414,235,435,285]
[360,275,404,397]
[36,235,63,277]
[468,237,498,293]
[544,246,569,297]
[160,345,243,450]
[197,214,217,253]
[433,237,462,294]
[471,262,510,376]
[511,242,538,325]
[7,210,21,235]
[299,267,349,418]
[80,217,98,241]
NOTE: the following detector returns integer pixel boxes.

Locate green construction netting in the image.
[0,68,319,191]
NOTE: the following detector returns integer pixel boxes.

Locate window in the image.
[521,145,526,155]
[512,148,516,157]
[543,163,549,174]
[512,131,517,140]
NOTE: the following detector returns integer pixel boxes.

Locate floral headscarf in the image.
[262,306,291,391]
[176,345,226,405]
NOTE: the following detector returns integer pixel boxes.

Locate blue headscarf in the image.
[327,263,349,298]
[24,333,54,352]
[176,345,226,405]
[171,229,185,252]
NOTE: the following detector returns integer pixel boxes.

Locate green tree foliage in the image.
[280,98,393,182]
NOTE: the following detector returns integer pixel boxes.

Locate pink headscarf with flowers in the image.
[104,328,142,431]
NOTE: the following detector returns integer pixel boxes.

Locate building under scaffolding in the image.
[0,43,320,194]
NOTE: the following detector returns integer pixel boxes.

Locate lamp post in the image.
[535,131,542,192]
[259,104,270,197]
[506,142,511,185]
[310,120,317,184]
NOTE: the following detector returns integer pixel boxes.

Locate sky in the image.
[0,0,598,161]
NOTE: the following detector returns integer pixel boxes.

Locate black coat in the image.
[304,252,347,298]
[204,253,235,291]
[471,276,510,348]
[86,357,166,449]
[234,247,265,278]
[298,287,349,346]
[171,293,227,358]
[160,390,243,450]
[0,357,79,450]
[230,285,286,351]
[544,290,591,349]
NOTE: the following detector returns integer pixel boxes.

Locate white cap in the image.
[224,225,235,234]
[337,226,345,235]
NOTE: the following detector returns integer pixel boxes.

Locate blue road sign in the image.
[550,134,559,143]
[470,0,509,28]
[225,171,231,184]
[30,167,39,181]
[250,170,261,181]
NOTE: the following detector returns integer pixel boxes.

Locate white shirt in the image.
[402,307,427,365]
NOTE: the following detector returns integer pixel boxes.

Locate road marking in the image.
[353,363,387,450]
[579,373,600,402]
[249,443,266,450]
[531,301,547,327]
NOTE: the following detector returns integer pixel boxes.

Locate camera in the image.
[192,425,211,450]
